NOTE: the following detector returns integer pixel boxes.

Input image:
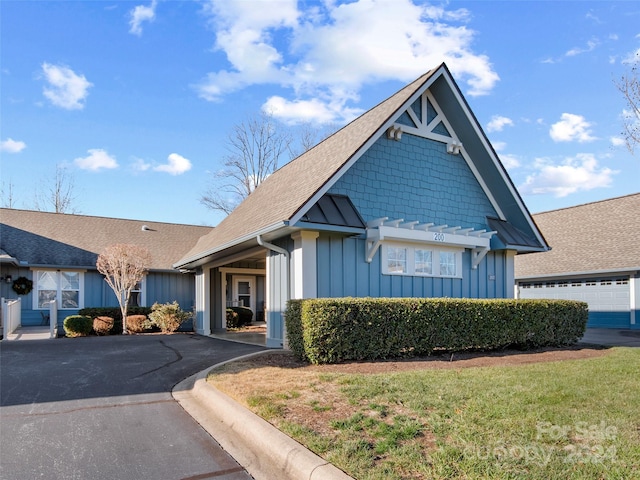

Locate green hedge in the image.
[285,298,588,364]
[79,307,152,334]
[226,306,254,328]
[63,315,94,337]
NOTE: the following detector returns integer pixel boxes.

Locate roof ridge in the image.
[533,192,640,215]
[0,207,212,228]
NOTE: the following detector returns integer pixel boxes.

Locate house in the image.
[174,63,549,348]
[0,208,212,328]
[515,193,640,329]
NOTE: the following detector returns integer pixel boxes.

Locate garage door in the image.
[518,277,631,328]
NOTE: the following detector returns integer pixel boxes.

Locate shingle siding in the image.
[328,134,497,228]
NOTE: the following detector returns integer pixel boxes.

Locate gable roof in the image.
[0,208,212,271]
[514,193,640,279]
[176,63,547,269]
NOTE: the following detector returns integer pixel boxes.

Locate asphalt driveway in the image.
[0,334,266,480]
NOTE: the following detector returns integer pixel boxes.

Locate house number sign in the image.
[433,232,446,242]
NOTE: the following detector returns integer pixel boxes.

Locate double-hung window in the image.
[382,244,462,278]
[34,270,84,309]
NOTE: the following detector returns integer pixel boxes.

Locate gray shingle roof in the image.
[514,193,640,279]
[0,209,212,271]
[176,67,440,267]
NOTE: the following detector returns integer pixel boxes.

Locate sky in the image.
[1,0,638,227]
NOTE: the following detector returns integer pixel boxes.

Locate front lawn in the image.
[208,347,640,480]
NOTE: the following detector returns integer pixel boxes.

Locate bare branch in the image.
[97,244,151,334]
[616,53,640,155]
[33,164,80,213]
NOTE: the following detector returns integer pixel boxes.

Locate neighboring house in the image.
[515,193,640,329]
[0,208,212,328]
[174,63,548,348]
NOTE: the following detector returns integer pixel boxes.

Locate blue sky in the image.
[1,0,638,227]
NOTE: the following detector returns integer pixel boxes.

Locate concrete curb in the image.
[172,351,354,480]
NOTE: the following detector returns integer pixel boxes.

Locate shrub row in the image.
[226,306,254,329]
[285,297,588,364]
[79,306,152,333]
[67,302,191,337]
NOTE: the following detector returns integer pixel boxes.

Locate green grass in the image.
[247,348,640,479]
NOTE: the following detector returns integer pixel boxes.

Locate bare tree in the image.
[34,164,79,213]
[616,53,640,154]
[1,180,16,208]
[97,244,151,334]
[201,112,294,215]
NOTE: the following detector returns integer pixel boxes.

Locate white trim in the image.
[219,267,266,275]
[505,250,516,299]
[291,231,319,299]
[232,276,255,312]
[381,243,464,279]
[288,67,445,227]
[630,276,636,325]
[32,270,84,310]
[442,71,547,249]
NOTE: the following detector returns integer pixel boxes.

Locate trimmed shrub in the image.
[286,297,588,364]
[226,306,253,329]
[126,315,152,333]
[64,315,94,337]
[148,301,192,333]
[93,316,114,336]
[226,309,240,329]
[79,307,152,334]
[285,300,306,361]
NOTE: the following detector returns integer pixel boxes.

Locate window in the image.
[386,247,407,274]
[571,281,582,287]
[414,249,432,275]
[439,251,456,276]
[382,244,462,278]
[34,270,83,309]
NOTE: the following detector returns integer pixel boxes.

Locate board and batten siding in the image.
[316,234,509,300]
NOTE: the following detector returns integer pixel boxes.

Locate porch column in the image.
[291,230,319,299]
[195,266,212,336]
[505,250,516,299]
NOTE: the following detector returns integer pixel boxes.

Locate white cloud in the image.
[197,0,499,124]
[549,113,596,143]
[565,39,598,57]
[131,157,152,172]
[41,63,92,110]
[487,115,514,133]
[154,153,192,175]
[264,95,362,125]
[129,0,157,36]
[74,149,119,171]
[0,138,26,153]
[519,154,617,197]
[610,136,625,147]
[498,153,520,170]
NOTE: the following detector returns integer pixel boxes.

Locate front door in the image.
[233,277,255,313]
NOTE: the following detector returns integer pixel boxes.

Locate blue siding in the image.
[328,134,498,230]
[316,234,507,300]
[587,312,632,329]
[6,268,195,328]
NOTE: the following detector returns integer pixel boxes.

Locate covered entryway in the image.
[519,277,633,328]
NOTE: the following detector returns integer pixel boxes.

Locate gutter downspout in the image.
[257,235,290,349]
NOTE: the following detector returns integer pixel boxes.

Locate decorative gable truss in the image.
[389,91,463,155]
[366,217,496,270]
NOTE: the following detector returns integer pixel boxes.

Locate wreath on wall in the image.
[12,276,33,296]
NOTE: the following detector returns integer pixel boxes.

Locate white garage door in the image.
[519,278,629,311]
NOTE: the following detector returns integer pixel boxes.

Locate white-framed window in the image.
[382,243,462,278]
[33,270,84,309]
[127,278,146,307]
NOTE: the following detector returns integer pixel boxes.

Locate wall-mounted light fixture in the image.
[386,126,402,141]
[1,275,12,284]
[447,141,462,155]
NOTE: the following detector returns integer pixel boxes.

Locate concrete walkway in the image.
[579,328,640,347]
